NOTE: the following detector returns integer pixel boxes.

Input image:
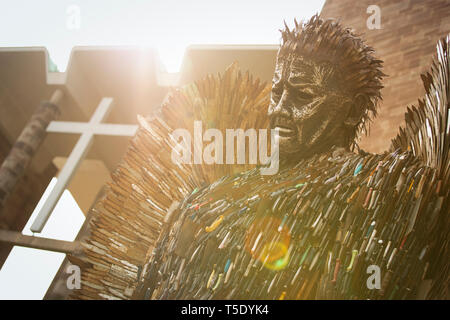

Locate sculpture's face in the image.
[268,53,352,156]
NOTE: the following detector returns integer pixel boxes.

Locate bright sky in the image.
[0,178,85,299]
[0,0,325,72]
[0,0,325,300]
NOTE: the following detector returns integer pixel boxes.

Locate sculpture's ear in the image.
[344,93,366,128]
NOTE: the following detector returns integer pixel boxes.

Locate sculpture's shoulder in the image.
[175,145,431,209]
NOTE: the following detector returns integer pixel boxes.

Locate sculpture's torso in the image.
[144,147,441,299]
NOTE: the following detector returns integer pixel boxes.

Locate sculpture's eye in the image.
[272,86,282,95]
[295,90,314,101]
[271,82,283,101]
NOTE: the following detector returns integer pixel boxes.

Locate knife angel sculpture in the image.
[72,16,448,300]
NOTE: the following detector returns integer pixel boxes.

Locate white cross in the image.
[30,97,138,233]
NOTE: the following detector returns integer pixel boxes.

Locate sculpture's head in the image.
[268,15,385,158]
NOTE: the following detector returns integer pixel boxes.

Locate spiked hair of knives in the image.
[279,14,385,142]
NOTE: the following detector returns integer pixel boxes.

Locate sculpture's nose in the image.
[268,90,291,118]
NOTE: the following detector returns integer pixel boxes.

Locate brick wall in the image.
[321,0,450,153]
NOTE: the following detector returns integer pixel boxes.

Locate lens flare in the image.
[245,216,291,271]
[261,241,290,270]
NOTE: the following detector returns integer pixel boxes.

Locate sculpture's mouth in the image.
[274,125,296,137]
[271,118,297,138]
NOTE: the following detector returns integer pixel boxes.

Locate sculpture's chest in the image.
[154,149,434,299]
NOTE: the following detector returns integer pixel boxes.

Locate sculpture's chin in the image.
[272,122,302,155]
[272,120,324,159]
[278,135,303,155]
[278,132,321,160]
